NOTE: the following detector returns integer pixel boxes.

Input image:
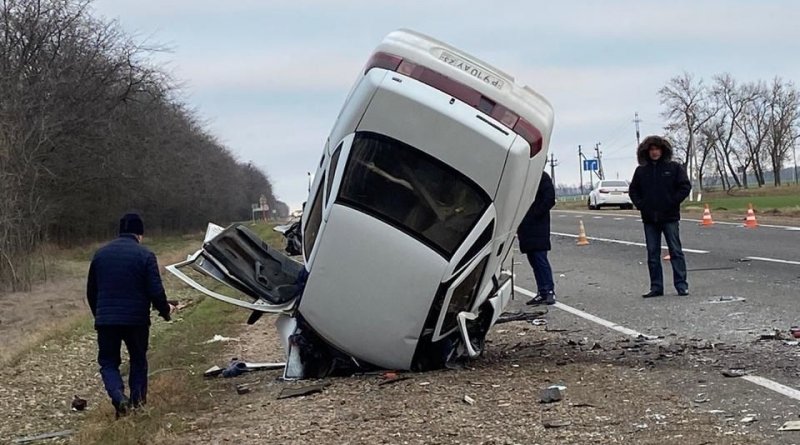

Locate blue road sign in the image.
[583,159,599,171]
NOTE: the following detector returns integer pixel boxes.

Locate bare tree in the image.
[659,72,718,196]
[765,77,800,186]
[707,74,758,189]
[1,0,280,291]
[734,81,770,186]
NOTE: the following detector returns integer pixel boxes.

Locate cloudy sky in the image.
[92,0,800,210]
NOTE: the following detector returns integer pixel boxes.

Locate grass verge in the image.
[73,221,285,444]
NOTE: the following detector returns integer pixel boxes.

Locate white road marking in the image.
[744,256,800,266]
[552,232,710,254]
[513,284,800,403]
[513,287,655,339]
[553,210,800,230]
[593,216,603,219]
[741,376,800,401]
[614,218,625,221]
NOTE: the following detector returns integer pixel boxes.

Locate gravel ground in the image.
[164,313,770,445]
[0,302,784,444]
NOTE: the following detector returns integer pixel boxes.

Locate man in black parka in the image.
[628,135,692,298]
[517,171,557,305]
[87,213,172,417]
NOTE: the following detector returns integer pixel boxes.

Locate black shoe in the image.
[677,289,690,296]
[642,290,664,298]
[526,292,556,306]
[114,397,130,419]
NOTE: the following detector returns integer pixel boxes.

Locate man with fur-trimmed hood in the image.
[629,135,692,298]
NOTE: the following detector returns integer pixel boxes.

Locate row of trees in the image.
[1,0,285,291]
[660,72,800,191]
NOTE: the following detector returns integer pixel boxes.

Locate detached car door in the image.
[167,223,306,319]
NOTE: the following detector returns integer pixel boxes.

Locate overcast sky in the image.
[92,0,800,210]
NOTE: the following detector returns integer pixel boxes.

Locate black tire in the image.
[588,199,596,210]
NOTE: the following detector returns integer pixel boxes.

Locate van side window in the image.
[304,173,325,258]
[325,143,343,205]
[337,132,490,258]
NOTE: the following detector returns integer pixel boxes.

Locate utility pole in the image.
[578,145,584,197]
[594,142,604,180]
[633,112,642,147]
[548,152,558,184]
[794,141,798,184]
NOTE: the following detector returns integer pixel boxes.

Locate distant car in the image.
[168,29,554,378]
[588,180,633,210]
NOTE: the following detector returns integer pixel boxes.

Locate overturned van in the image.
[168,29,554,378]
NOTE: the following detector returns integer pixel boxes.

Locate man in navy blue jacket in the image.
[87,213,171,417]
[517,171,557,305]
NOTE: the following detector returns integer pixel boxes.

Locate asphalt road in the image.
[506,208,800,443]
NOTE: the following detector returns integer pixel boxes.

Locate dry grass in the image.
[72,295,243,444]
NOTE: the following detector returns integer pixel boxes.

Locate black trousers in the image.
[97,325,149,406]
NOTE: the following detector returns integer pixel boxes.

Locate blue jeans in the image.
[526,251,554,294]
[643,221,688,293]
[97,325,149,406]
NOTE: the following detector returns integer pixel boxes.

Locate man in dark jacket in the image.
[517,171,557,305]
[629,136,692,298]
[87,213,172,417]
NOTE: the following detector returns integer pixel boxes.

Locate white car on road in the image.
[588,180,633,210]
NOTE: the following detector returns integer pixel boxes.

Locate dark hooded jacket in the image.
[87,234,170,326]
[517,171,556,253]
[628,136,692,223]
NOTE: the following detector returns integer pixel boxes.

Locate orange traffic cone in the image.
[744,203,758,229]
[700,204,714,226]
[577,220,590,246]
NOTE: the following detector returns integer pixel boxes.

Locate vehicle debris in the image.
[540,385,565,403]
[721,368,748,378]
[236,383,252,395]
[759,330,785,341]
[277,383,329,400]
[779,420,800,431]
[378,375,411,386]
[12,430,74,444]
[166,29,555,379]
[492,310,549,324]
[543,419,571,428]
[204,359,285,378]
[70,395,87,411]
[203,334,240,344]
[707,296,746,304]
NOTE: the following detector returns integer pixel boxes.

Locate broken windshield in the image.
[337,132,490,258]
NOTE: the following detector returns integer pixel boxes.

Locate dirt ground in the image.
[167,314,770,445]
[0,296,783,444]
[0,276,88,366]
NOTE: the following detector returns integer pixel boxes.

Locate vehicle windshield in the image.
[338,132,490,258]
[601,181,628,187]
